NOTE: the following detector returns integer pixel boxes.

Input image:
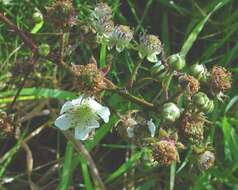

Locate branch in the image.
[63,131,106,190]
[0,12,37,52]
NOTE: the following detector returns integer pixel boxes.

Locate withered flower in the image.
[198,150,215,170]
[179,75,200,97]
[0,111,14,137]
[180,111,206,143]
[152,139,178,166]
[72,58,106,96]
[211,66,232,93]
[47,0,76,28]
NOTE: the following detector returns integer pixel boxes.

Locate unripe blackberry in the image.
[161,103,180,122]
[38,43,50,56]
[153,140,178,166]
[198,150,215,170]
[167,53,185,71]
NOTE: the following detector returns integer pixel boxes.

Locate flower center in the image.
[70,103,98,128]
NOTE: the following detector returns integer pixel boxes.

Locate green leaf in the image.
[225,95,238,114]
[105,151,143,183]
[180,1,227,57]
[58,142,74,190]
[0,88,77,100]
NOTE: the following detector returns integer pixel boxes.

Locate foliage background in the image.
[0,0,238,189]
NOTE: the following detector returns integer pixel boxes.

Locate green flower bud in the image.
[161,102,180,122]
[38,43,50,56]
[192,92,214,113]
[33,11,43,23]
[190,64,208,81]
[192,92,209,107]
[167,53,185,71]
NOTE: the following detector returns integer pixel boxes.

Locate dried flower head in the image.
[72,58,105,96]
[179,75,200,96]
[198,150,215,170]
[211,66,232,93]
[109,25,134,52]
[47,0,76,28]
[180,111,206,143]
[94,16,114,39]
[153,139,178,166]
[138,34,162,63]
[90,2,114,40]
[93,3,113,19]
[0,111,14,137]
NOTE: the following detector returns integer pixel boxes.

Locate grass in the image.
[0,0,238,190]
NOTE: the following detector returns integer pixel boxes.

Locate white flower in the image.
[54,96,110,140]
[147,119,156,137]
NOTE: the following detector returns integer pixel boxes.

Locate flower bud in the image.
[190,64,208,81]
[192,92,214,113]
[167,53,185,71]
[161,103,180,122]
[38,43,50,56]
[198,150,215,170]
[33,11,43,23]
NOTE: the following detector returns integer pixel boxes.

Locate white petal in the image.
[127,127,134,138]
[54,114,72,131]
[60,96,83,114]
[147,119,156,137]
[87,98,110,123]
[85,119,100,129]
[74,127,92,140]
[147,53,159,63]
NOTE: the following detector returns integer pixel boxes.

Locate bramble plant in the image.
[0,0,237,189]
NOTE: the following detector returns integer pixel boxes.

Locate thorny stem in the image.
[0,11,38,111]
[0,12,37,52]
[128,58,144,88]
[63,131,107,190]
